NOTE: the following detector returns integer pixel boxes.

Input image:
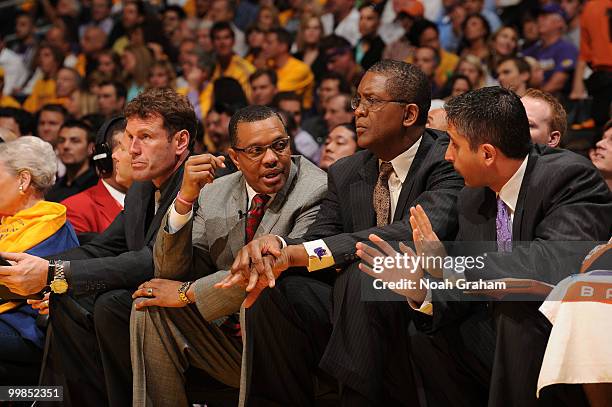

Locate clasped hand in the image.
[216,235,290,307]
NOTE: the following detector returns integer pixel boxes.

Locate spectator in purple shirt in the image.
[522,4,578,95]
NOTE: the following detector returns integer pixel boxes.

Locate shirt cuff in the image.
[407,288,433,315]
[303,240,335,272]
[276,235,287,249]
[167,202,193,234]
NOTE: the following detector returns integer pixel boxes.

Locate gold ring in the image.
[147,288,153,296]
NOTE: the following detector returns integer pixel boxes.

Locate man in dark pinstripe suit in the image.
[221,60,464,406]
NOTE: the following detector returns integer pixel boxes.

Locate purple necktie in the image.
[496,197,512,252]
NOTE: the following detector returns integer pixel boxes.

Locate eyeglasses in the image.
[232,137,291,160]
[350,95,407,112]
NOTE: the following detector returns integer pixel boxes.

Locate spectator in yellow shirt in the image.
[210,22,255,99]
[23,43,64,113]
[0,68,20,109]
[263,28,315,109]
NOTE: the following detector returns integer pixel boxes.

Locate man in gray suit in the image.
[129,105,327,406]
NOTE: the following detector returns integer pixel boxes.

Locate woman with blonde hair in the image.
[121,45,154,101]
[454,54,489,89]
[294,14,324,68]
[0,137,79,384]
[65,88,99,119]
[147,60,177,90]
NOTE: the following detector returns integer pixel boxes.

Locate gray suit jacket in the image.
[153,155,327,321]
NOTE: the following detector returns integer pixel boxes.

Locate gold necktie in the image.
[373,162,394,227]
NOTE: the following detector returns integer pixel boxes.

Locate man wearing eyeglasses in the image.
[129,105,327,406]
[221,60,464,406]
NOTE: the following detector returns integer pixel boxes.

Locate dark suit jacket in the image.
[286,129,464,269]
[61,179,123,234]
[57,165,185,296]
[431,145,612,330]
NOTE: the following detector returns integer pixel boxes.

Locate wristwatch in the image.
[178,281,194,304]
[49,260,68,294]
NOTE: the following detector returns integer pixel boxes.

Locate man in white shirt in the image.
[222,60,463,406]
[357,86,611,406]
[0,34,27,95]
[321,0,361,46]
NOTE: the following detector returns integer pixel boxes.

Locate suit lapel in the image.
[256,159,298,237]
[482,188,498,241]
[350,153,378,230]
[394,133,433,221]
[227,177,248,258]
[131,182,154,248]
[512,150,538,241]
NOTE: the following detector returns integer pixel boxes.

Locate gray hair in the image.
[0,136,57,193]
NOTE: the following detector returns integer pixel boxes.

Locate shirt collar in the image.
[245,182,276,209]
[379,136,422,183]
[101,179,126,208]
[498,155,529,213]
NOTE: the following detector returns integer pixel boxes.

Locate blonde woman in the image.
[147,60,177,90]
[294,14,324,68]
[121,45,154,101]
[65,88,99,119]
[454,54,488,89]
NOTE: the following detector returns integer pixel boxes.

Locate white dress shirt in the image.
[0,47,27,94]
[303,137,423,271]
[101,179,126,208]
[321,9,361,46]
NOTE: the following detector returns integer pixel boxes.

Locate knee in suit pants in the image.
[93,289,134,407]
[320,262,418,406]
[245,275,333,407]
[131,299,242,407]
[44,293,107,407]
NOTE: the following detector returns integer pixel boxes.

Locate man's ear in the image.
[227,148,241,171]
[548,130,561,148]
[481,143,497,165]
[402,104,419,127]
[175,129,190,155]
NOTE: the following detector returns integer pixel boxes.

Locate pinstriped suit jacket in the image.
[286,128,464,266]
[153,155,327,322]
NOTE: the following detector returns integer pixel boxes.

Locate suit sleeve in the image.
[192,182,328,322]
[298,156,463,270]
[61,211,155,296]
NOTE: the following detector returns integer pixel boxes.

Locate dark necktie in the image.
[245,193,271,243]
[496,197,512,252]
[222,193,270,338]
[373,162,395,227]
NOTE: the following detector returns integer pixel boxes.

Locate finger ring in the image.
[44,300,49,306]
[147,288,153,296]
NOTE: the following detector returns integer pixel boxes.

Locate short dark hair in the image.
[99,80,127,100]
[124,87,197,145]
[445,86,531,158]
[269,28,293,51]
[39,104,69,120]
[163,5,186,19]
[211,21,235,40]
[498,56,530,76]
[0,107,34,136]
[273,91,302,108]
[249,69,278,86]
[228,105,285,146]
[358,1,384,16]
[408,19,439,47]
[367,60,431,126]
[319,71,352,94]
[60,119,96,144]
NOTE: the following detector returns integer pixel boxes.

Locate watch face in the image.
[50,279,69,294]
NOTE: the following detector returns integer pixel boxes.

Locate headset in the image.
[93,115,125,177]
